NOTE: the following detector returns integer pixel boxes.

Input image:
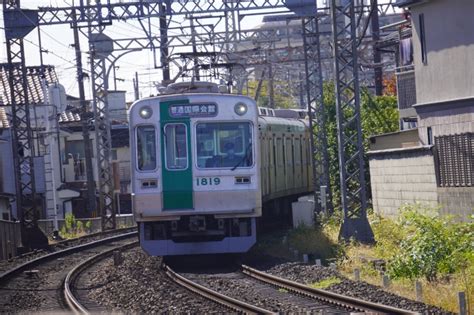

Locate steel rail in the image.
[0,231,138,283]
[241,265,418,315]
[163,264,275,315]
[64,241,139,314]
[53,226,137,248]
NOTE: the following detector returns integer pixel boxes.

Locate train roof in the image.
[158,81,228,95]
[258,115,308,133]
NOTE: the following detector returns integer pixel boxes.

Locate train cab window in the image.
[196,122,253,169]
[164,123,188,170]
[137,125,156,171]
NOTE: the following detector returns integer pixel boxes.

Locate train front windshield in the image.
[196,122,253,169]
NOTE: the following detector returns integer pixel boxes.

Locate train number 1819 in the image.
[196,177,221,186]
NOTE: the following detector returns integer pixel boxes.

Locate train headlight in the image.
[234,102,247,116]
[139,106,153,119]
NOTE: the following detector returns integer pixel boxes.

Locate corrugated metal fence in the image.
[0,220,21,260]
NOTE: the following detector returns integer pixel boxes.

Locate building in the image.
[0,65,133,223]
[58,91,131,217]
[0,108,14,220]
[368,0,473,220]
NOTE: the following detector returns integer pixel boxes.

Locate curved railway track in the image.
[164,263,418,314]
[0,231,138,314]
[64,241,138,313]
[0,226,137,275]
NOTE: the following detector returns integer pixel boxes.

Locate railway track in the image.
[0,226,137,274]
[0,231,138,313]
[163,263,273,314]
[165,263,418,314]
[242,264,417,314]
[64,241,138,313]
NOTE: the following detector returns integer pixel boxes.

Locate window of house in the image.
[427,126,433,145]
[419,13,427,64]
[111,149,118,161]
[64,139,93,163]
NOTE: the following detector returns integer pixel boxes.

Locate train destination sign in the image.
[169,103,218,117]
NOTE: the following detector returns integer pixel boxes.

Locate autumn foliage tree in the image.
[382,74,397,96]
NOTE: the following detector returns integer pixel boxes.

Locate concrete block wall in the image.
[438,187,474,220]
[369,147,438,218]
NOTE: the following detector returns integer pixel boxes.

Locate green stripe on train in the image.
[160,99,194,210]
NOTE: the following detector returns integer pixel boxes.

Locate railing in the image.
[396,65,417,112]
[118,160,131,182]
[64,158,131,185]
[73,158,86,181]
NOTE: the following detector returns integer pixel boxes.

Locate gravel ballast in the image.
[262,262,451,314]
[87,247,228,313]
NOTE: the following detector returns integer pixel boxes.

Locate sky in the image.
[0,0,393,102]
[0,0,272,102]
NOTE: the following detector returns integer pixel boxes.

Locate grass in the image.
[309,277,342,289]
[250,224,340,262]
[337,264,471,313]
[250,208,472,313]
[325,210,473,314]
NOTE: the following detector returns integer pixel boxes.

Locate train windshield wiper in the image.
[231,143,252,171]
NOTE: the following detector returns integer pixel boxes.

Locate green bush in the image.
[60,213,89,239]
[386,204,473,281]
[370,212,406,260]
[85,220,92,232]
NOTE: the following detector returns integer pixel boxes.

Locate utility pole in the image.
[267,48,275,108]
[371,0,383,95]
[189,16,200,81]
[113,66,119,90]
[254,68,266,102]
[72,11,96,217]
[133,72,139,100]
[159,3,170,84]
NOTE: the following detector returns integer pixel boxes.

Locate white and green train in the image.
[129,82,313,256]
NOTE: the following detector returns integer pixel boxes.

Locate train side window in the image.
[137,125,156,171]
[164,123,188,170]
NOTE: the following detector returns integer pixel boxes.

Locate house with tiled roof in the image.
[368,0,474,221]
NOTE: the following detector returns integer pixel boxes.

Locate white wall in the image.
[411,0,474,104]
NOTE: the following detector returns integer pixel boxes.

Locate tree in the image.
[322,83,399,209]
[246,79,299,109]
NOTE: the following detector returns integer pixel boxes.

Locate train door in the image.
[160,100,193,210]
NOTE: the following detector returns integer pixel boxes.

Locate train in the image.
[129,81,313,256]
